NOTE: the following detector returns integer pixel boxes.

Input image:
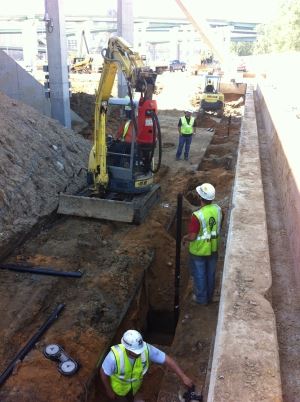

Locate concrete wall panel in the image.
[256,84,300,285]
[208,87,282,402]
[0,49,51,116]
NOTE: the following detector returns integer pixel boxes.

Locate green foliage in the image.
[230,42,255,56]
[254,0,300,53]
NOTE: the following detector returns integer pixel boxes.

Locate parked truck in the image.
[169,59,186,72]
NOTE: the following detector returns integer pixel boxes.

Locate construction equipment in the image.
[70,30,94,73]
[44,344,79,376]
[0,304,65,386]
[70,56,93,74]
[58,36,162,223]
[199,75,224,117]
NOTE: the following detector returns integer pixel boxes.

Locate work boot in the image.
[209,292,220,303]
[192,294,208,306]
[184,156,189,161]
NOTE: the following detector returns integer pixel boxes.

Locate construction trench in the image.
[0,72,299,402]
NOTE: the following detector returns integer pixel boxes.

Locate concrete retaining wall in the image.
[207,87,282,401]
[256,83,300,286]
[0,50,83,125]
[0,50,51,116]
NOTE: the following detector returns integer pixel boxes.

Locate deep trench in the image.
[89,110,242,402]
[0,97,243,402]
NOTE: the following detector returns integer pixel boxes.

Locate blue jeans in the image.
[189,253,218,304]
[176,134,192,159]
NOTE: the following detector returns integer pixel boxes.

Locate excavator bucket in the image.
[57,184,161,224]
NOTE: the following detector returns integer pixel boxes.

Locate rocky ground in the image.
[0,71,244,401]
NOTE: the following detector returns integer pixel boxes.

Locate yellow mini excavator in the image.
[58,37,162,223]
[199,75,224,117]
[69,30,93,74]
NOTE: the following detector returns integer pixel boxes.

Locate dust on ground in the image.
[0,71,243,401]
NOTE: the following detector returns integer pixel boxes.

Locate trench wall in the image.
[256,83,300,285]
[207,86,282,401]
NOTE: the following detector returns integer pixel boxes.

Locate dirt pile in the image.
[0,92,90,259]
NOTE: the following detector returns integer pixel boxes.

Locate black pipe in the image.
[227,114,232,136]
[0,303,65,386]
[0,263,82,278]
[149,111,162,174]
[174,193,183,331]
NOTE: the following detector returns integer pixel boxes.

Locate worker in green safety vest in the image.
[175,109,196,161]
[100,329,193,401]
[183,183,223,305]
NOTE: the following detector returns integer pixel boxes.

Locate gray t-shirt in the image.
[102,343,166,376]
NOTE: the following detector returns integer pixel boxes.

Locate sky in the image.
[0,0,281,23]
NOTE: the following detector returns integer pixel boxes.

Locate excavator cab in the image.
[199,75,224,117]
[100,95,159,194]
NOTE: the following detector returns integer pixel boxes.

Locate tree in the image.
[230,42,255,56]
[255,0,300,53]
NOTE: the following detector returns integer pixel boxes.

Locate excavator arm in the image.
[58,37,161,224]
[89,36,157,190]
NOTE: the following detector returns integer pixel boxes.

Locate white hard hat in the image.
[121,330,146,354]
[185,108,193,113]
[196,183,215,200]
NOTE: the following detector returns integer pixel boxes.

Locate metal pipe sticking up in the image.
[174,193,183,331]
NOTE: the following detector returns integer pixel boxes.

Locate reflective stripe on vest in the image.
[110,344,149,396]
[121,120,131,140]
[189,204,222,256]
[180,116,195,135]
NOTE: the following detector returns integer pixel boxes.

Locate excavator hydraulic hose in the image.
[149,111,162,173]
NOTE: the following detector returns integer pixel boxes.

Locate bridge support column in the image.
[45,0,71,128]
[117,0,134,97]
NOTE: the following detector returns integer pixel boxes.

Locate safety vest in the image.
[121,120,131,140]
[189,204,222,256]
[110,344,150,396]
[180,116,195,135]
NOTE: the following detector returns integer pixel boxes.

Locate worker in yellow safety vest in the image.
[100,329,193,401]
[124,95,133,119]
[175,109,196,161]
[183,183,223,305]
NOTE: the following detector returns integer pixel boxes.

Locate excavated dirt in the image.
[0,72,243,401]
[0,92,90,260]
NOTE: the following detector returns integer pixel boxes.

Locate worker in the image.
[100,329,193,401]
[116,119,132,143]
[175,109,196,161]
[205,79,214,93]
[124,95,133,119]
[182,183,223,305]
